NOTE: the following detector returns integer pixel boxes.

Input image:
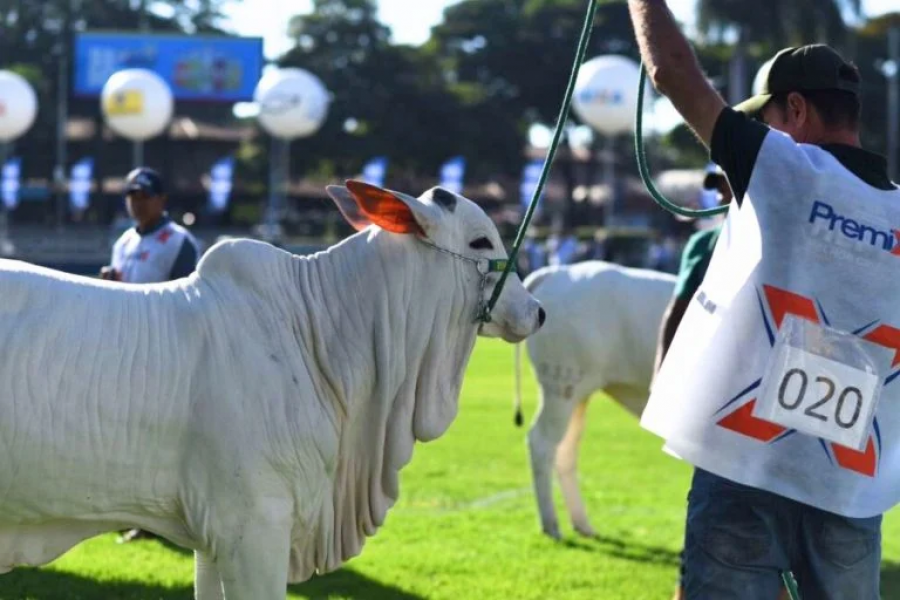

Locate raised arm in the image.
[628,0,727,147]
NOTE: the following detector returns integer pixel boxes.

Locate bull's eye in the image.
[469,237,494,251]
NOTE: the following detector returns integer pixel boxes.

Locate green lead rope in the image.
[481,0,599,322]
[634,64,729,218]
[782,570,802,599]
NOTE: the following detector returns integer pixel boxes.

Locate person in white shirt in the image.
[630,2,897,597]
[100,167,199,284]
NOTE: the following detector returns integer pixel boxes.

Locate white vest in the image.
[112,219,198,284]
[643,131,900,518]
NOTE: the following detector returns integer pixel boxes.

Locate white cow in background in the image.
[513,261,675,539]
[0,181,543,600]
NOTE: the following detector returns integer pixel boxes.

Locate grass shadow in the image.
[881,560,900,597]
[156,538,192,557]
[290,569,426,599]
[0,567,425,600]
[0,568,193,599]
[561,533,681,568]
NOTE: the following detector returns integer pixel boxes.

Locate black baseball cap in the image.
[735,44,860,118]
[125,167,165,196]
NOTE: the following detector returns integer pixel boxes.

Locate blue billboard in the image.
[74,32,264,102]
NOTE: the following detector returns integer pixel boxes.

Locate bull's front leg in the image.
[527,388,578,540]
[213,501,292,600]
[195,550,224,600]
[555,399,596,538]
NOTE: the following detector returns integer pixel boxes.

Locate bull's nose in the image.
[538,307,546,327]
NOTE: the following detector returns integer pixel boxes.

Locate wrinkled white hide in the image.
[0,183,542,599]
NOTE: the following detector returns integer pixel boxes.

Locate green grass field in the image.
[4,338,900,599]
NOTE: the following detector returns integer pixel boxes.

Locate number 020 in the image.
[777,368,863,429]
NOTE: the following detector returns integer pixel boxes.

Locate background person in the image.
[100,167,200,285]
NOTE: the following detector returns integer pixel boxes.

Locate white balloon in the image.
[0,71,38,143]
[101,69,174,141]
[255,68,330,140]
[572,55,647,136]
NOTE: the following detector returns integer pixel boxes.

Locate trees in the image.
[277,0,470,183]
[431,0,638,124]
[427,0,640,179]
[697,0,861,49]
[695,0,895,173]
[696,0,862,106]
[274,0,648,183]
[3,0,893,201]
[854,14,900,176]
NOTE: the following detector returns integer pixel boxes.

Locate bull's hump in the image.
[196,239,290,286]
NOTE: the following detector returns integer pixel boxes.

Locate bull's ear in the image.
[344,180,438,236]
[326,185,372,232]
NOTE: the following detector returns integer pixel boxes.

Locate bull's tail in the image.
[514,340,524,427]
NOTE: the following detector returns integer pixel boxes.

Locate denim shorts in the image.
[682,468,881,600]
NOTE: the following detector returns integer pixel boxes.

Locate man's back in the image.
[629,5,896,596]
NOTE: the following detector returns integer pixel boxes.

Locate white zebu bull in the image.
[513,261,675,539]
[0,181,543,600]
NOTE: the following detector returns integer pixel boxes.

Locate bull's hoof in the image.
[541,524,562,540]
[573,524,598,538]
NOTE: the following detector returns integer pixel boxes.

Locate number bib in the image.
[754,316,885,451]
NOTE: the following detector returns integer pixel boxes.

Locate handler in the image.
[629,1,899,598]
